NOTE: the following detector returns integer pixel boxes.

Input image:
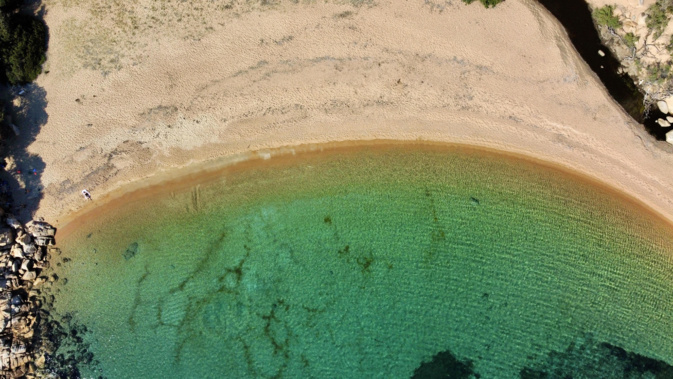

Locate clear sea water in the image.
[44,144,673,378]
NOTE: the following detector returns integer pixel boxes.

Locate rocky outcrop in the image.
[0,213,55,378]
[586,1,673,142]
[589,2,673,114]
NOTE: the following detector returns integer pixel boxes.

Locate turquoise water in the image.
[45,144,673,378]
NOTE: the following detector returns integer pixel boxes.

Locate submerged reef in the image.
[412,335,673,379]
[411,349,475,379]
[521,334,673,378]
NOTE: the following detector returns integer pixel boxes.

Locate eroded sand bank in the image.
[22,0,673,226]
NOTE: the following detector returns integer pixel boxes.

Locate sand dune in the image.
[24,0,673,227]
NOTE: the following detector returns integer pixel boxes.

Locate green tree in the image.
[2,15,46,84]
[0,11,47,84]
[624,32,637,49]
[593,5,622,29]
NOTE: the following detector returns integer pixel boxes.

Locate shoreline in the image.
[27,0,673,234]
[44,138,673,377]
[56,139,673,241]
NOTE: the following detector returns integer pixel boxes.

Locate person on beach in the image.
[82,189,92,200]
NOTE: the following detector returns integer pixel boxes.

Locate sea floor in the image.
[43,144,673,378]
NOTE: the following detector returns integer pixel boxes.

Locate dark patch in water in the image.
[424,188,447,260]
[338,244,350,255]
[123,242,139,260]
[169,227,228,294]
[127,264,151,332]
[261,299,291,357]
[258,298,295,377]
[37,290,103,378]
[216,249,247,290]
[336,244,376,274]
[356,251,374,273]
[520,334,673,378]
[411,349,476,379]
[237,336,256,376]
[168,227,249,363]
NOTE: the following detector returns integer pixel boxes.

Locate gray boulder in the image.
[21,244,36,258]
[658,100,669,114]
[0,230,13,249]
[10,245,22,259]
[15,232,31,247]
[19,260,31,273]
[657,118,671,127]
[33,236,53,246]
[4,217,21,230]
[25,221,55,238]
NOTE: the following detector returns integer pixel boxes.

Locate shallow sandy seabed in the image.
[21,0,673,227]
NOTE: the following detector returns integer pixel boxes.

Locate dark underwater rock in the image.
[411,349,475,379]
[520,334,673,379]
[123,242,139,260]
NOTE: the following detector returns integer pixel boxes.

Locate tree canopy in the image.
[0,2,47,84]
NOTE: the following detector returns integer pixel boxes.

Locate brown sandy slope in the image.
[25,0,673,226]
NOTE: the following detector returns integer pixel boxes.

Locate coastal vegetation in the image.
[593,5,621,29]
[647,62,672,85]
[0,0,47,151]
[461,0,502,8]
[0,1,47,84]
[588,1,673,133]
[623,32,637,50]
[645,0,672,39]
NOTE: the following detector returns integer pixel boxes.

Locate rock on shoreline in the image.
[0,212,55,378]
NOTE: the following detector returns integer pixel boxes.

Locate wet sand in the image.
[56,140,673,241]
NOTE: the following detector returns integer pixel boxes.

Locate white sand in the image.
[20,0,673,227]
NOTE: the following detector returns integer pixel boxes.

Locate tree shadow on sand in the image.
[0,83,48,222]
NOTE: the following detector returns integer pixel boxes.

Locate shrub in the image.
[668,35,673,53]
[462,0,503,8]
[624,32,637,49]
[646,0,672,39]
[0,0,19,10]
[647,62,672,83]
[593,5,622,29]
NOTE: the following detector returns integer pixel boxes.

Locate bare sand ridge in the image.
[20,0,673,226]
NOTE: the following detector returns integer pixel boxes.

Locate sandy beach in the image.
[14,0,673,227]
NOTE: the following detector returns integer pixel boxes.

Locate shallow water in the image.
[45,144,673,378]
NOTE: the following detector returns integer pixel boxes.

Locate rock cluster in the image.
[0,213,55,378]
[590,2,673,144]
